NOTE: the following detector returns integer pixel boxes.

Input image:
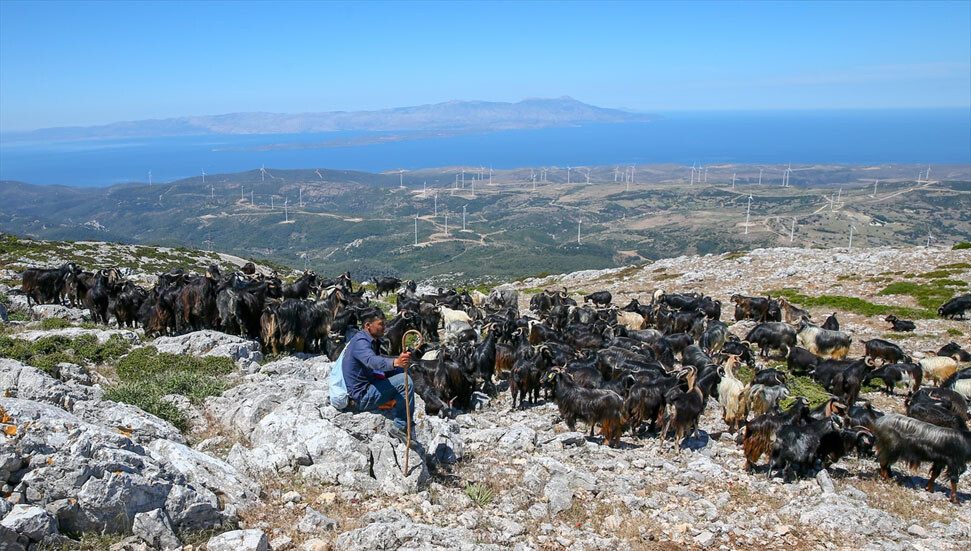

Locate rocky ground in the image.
[0,245,969,550]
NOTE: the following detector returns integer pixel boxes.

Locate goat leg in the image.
[926,464,941,493]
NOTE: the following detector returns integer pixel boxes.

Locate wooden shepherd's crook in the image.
[401,330,423,476]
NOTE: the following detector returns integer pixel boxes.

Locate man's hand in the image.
[393,351,412,368]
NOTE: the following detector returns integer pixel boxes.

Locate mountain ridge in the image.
[2,97,660,141]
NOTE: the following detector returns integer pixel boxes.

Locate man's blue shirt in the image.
[341,329,394,400]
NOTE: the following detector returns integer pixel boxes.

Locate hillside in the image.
[2,97,660,141]
[0,244,969,550]
[1,163,969,285]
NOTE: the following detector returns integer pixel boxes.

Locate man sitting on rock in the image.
[341,309,415,443]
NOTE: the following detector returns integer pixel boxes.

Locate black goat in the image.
[884,314,916,332]
[873,414,971,503]
[546,368,625,447]
[768,416,843,481]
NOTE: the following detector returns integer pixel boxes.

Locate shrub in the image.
[103,382,188,432]
[104,346,234,432]
[465,481,495,506]
[0,333,132,372]
[770,289,932,319]
[39,318,73,330]
[115,347,234,381]
[878,280,965,311]
[952,242,970,250]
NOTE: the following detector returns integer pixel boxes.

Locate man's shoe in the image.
[387,424,415,448]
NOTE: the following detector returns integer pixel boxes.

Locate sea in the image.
[1,108,968,188]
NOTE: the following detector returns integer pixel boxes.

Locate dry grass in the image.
[236,473,368,550]
[849,476,963,523]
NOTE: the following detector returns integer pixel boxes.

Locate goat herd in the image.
[13,262,971,504]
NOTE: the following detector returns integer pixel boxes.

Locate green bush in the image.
[115,347,234,381]
[39,318,73,330]
[770,288,932,319]
[7,312,29,322]
[0,333,132,372]
[103,382,188,432]
[104,346,234,432]
[878,280,965,311]
[952,242,970,250]
[465,481,495,506]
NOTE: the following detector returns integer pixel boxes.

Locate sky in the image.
[1,0,969,131]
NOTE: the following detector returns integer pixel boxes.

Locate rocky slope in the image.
[0,244,969,550]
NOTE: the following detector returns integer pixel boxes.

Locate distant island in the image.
[2,97,661,142]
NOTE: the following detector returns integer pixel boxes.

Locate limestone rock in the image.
[206,529,269,551]
[153,330,263,364]
[0,504,58,542]
[132,508,181,551]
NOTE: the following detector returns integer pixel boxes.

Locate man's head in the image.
[361,308,387,338]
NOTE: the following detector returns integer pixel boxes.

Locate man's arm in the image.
[351,336,395,373]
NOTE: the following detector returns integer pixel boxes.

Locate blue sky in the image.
[1,0,969,131]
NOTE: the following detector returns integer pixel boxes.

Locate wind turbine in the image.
[784,163,792,187]
[434,193,438,216]
[567,166,571,184]
[399,170,405,189]
[261,164,267,184]
[614,166,619,182]
[732,173,736,190]
[444,211,449,235]
[422,181,426,198]
[462,205,467,231]
[690,163,696,185]
[848,224,856,249]
[631,166,636,184]
[744,195,753,235]
[790,217,796,242]
[202,169,206,185]
[148,170,152,186]
[758,168,763,185]
[284,198,289,222]
[871,179,878,197]
[414,214,419,246]
[315,169,323,180]
[703,166,707,183]
[577,220,581,244]
[299,187,303,208]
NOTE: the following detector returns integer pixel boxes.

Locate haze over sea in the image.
[1,108,969,188]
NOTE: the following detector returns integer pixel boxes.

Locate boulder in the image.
[0,504,58,542]
[51,362,93,386]
[147,439,261,508]
[296,506,338,533]
[153,330,263,364]
[206,529,269,551]
[30,304,92,323]
[210,357,460,496]
[0,359,99,410]
[73,400,185,445]
[2,398,222,534]
[334,508,499,551]
[0,525,26,551]
[16,327,139,345]
[132,508,181,551]
[3,294,30,316]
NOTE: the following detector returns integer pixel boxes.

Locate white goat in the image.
[717,356,748,433]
